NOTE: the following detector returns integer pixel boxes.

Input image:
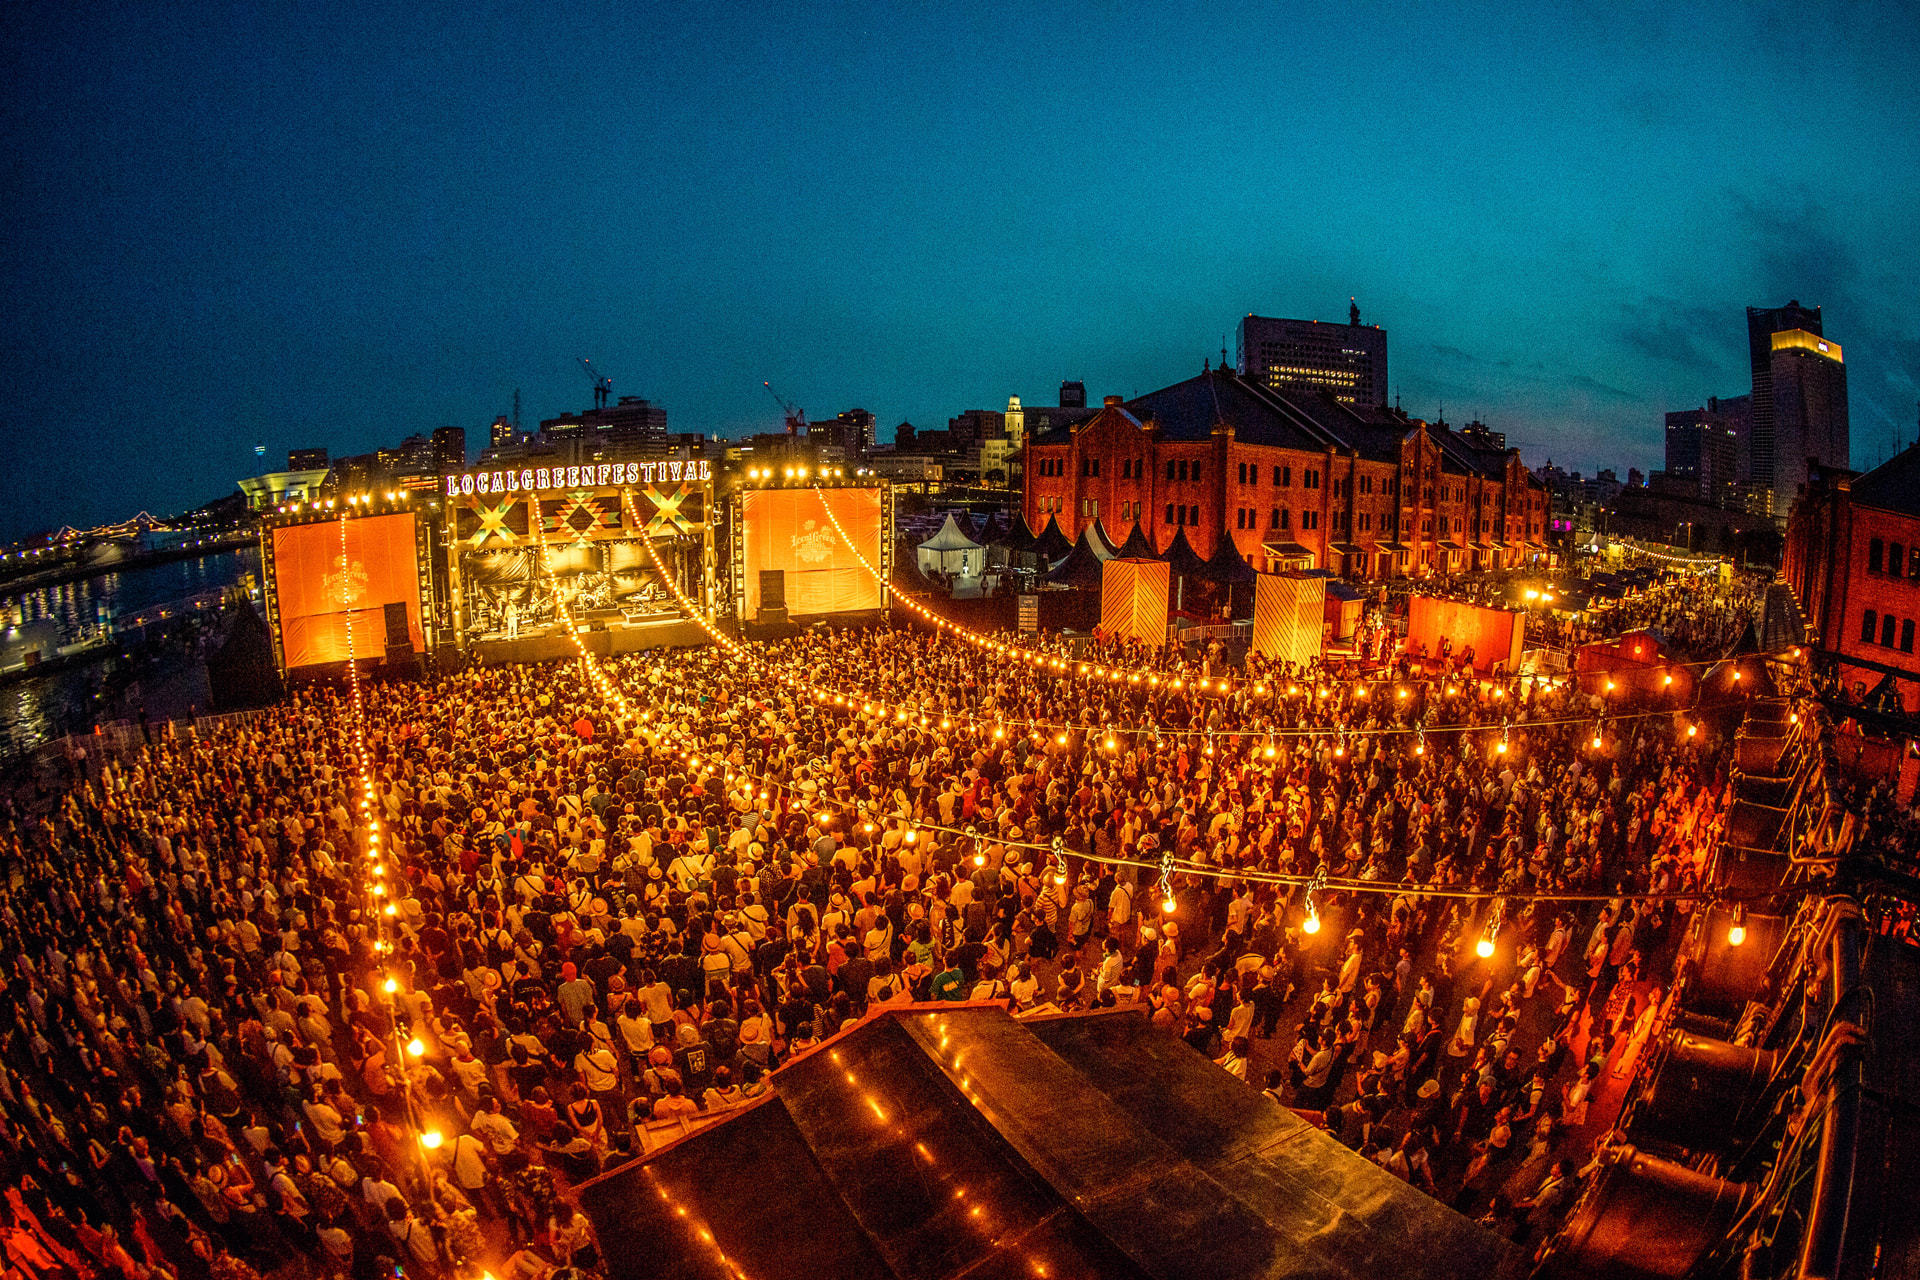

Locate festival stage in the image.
[467,615,708,664]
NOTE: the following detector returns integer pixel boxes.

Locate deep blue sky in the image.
[3,0,1917,537]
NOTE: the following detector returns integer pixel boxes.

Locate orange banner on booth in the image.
[1099,558,1170,646]
[741,488,884,617]
[272,513,423,670]
[1253,573,1325,666]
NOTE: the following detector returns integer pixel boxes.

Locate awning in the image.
[1440,540,1465,550]
[1262,540,1314,557]
[1380,541,1410,552]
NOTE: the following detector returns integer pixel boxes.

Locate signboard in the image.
[445,458,711,498]
[1018,594,1039,633]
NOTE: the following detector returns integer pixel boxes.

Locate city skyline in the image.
[3,1,1918,537]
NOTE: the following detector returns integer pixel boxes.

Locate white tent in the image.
[917,513,985,577]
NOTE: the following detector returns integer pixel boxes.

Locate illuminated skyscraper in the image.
[1747,300,1823,516]
[1767,328,1848,516]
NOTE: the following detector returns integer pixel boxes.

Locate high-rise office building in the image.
[1748,300,1823,515]
[540,396,668,451]
[1768,329,1848,514]
[489,415,517,449]
[431,426,466,471]
[809,408,876,455]
[1665,396,1747,507]
[1236,303,1388,406]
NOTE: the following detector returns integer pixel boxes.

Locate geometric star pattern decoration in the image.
[639,482,696,536]
[464,497,520,548]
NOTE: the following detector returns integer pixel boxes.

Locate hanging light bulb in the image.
[1476,899,1503,958]
[383,976,399,994]
[407,1036,427,1057]
[1727,903,1747,947]
[1302,897,1321,934]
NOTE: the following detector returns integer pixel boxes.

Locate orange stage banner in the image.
[741,488,884,617]
[273,513,423,669]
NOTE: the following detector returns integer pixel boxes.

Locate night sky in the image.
[3,1,1917,537]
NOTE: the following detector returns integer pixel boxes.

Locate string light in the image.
[1157,850,1177,915]
[1727,903,1747,947]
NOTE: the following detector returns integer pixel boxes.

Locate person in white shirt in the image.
[470,1096,520,1157]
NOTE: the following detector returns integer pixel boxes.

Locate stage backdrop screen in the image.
[273,512,423,669]
[741,488,883,618]
[1406,596,1523,673]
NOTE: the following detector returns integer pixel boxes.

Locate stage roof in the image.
[579,1005,1521,1280]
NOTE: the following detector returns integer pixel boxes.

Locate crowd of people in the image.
[0,566,1764,1279]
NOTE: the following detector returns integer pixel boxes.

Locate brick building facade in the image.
[1785,446,1920,709]
[1021,366,1550,580]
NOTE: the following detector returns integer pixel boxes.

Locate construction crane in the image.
[579,358,613,410]
[764,381,806,436]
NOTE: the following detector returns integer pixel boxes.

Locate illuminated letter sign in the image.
[448,460,712,497]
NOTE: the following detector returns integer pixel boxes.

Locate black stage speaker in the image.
[383,602,410,648]
[759,569,786,610]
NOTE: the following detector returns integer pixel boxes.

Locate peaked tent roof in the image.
[578,1005,1520,1280]
[1160,527,1209,577]
[1199,532,1258,583]
[1115,522,1158,559]
[994,517,1039,555]
[1033,516,1074,560]
[1085,518,1121,560]
[917,513,984,553]
[1045,528,1109,587]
